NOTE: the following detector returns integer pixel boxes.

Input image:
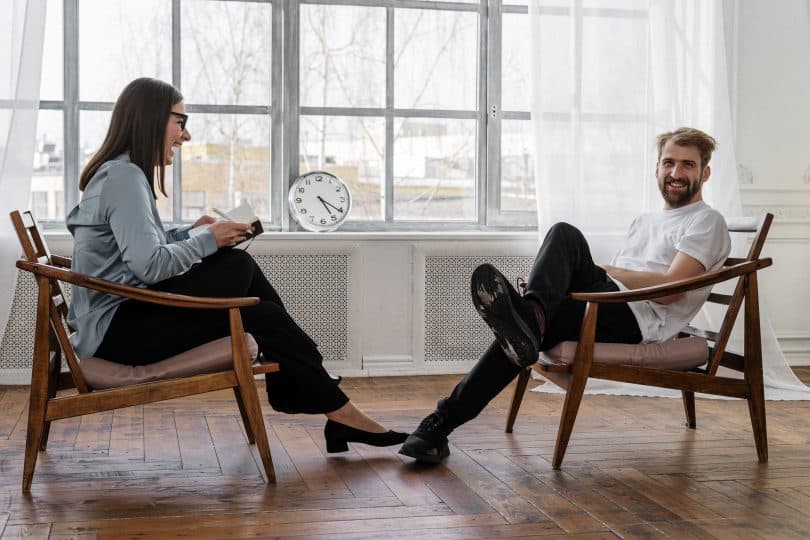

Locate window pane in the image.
[502,13,530,112]
[79,0,171,102]
[531,14,571,113]
[501,120,535,212]
[182,0,271,106]
[299,116,385,221]
[80,110,173,220]
[395,9,478,110]
[582,16,647,114]
[393,118,476,221]
[300,5,385,108]
[40,0,63,101]
[584,0,648,9]
[31,111,65,220]
[181,114,271,222]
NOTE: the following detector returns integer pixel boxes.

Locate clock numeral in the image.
[305,179,311,185]
[300,208,307,214]
[331,215,337,221]
[295,197,302,203]
[309,216,315,222]
[316,175,323,182]
[298,187,304,193]
[320,219,327,225]
[339,197,346,203]
[335,187,341,192]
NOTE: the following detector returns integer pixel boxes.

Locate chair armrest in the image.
[16,260,259,309]
[51,254,72,268]
[570,258,772,303]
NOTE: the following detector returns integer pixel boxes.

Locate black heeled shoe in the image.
[324,420,409,453]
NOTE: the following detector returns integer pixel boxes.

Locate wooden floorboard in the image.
[1,367,810,539]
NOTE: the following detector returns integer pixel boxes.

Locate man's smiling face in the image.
[656,140,710,209]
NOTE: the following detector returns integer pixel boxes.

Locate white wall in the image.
[736,0,810,364]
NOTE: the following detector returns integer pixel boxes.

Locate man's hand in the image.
[603,251,706,304]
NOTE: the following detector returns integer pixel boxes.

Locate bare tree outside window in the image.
[299,5,478,222]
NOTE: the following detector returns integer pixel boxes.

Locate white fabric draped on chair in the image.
[527,0,810,399]
[0,0,47,350]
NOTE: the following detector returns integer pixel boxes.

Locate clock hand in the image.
[320,198,344,213]
[316,196,332,214]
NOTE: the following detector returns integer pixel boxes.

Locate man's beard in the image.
[660,174,702,207]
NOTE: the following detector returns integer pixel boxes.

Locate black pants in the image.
[436,222,642,429]
[95,249,349,414]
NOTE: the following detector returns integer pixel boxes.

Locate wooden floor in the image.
[2,370,810,539]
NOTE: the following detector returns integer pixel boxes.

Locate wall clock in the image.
[289,171,352,232]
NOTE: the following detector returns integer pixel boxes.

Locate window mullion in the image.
[172,0,182,223]
[282,0,300,230]
[384,5,394,222]
[482,0,496,227]
[271,0,283,227]
[63,0,79,214]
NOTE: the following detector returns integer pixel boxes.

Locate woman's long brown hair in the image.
[79,78,183,198]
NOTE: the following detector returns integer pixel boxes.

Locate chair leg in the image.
[747,385,768,463]
[40,349,62,451]
[236,378,276,482]
[233,387,256,444]
[22,392,47,493]
[25,277,52,492]
[505,368,531,433]
[229,311,276,482]
[744,274,768,463]
[682,390,696,429]
[551,367,587,470]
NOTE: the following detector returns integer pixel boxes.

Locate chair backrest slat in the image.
[10,210,90,393]
[704,213,773,376]
[706,292,732,306]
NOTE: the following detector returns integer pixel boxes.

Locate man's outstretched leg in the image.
[400,222,615,464]
[399,341,523,463]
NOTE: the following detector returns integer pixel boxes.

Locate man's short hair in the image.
[656,127,717,169]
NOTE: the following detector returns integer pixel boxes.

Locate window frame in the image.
[37,0,647,232]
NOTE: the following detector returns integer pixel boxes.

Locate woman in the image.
[66,77,406,452]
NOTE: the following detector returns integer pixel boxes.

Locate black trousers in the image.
[95,249,349,414]
[437,222,642,429]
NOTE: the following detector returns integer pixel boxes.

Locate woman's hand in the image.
[192,215,216,228]
[209,220,253,248]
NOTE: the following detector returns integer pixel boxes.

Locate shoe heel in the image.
[326,439,349,453]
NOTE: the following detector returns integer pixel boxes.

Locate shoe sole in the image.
[398,440,450,465]
[471,264,539,367]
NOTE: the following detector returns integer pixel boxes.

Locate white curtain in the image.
[0,1,47,350]
[528,0,810,399]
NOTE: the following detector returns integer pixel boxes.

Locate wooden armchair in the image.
[9,210,280,491]
[505,213,774,469]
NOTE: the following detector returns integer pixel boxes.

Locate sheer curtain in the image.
[528,0,810,399]
[0,0,47,352]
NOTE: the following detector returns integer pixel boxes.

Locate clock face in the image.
[289,171,352,232]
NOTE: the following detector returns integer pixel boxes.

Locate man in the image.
[399,127,731,463]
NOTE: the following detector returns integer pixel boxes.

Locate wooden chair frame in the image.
[505,214,774,469]
[10,210,279,491]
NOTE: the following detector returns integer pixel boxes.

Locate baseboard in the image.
[0,369,33,385]
[779,334,810,366]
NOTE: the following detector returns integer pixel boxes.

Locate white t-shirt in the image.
[609,201,731,343]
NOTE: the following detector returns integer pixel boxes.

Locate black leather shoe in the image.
[471,263,542,368]
[324,420,408,453]
[398,411,451,464]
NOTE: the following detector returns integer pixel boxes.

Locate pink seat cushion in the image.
[80,334,260,390]
[541,336,709,370]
